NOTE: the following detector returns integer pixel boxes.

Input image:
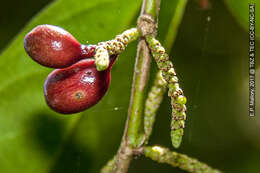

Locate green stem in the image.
[98,0,161,172]
[142,0,158,19]
[127,0,160,148]
[127,39,151,146]
[110,0,160,173]
[144,146,222,173]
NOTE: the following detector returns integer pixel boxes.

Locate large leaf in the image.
[0,0,141,172]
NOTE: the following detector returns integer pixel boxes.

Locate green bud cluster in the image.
[95,28,140,71]
[144,71,167,144]
[146,36,187,148]
[144,146,222,173]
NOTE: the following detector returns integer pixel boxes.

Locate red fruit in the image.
[44,56,117,114]
[24,24,95,68]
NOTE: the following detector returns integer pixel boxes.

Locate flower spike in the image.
[146,36,187,148]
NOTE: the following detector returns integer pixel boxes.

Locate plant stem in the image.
[112,0,160,172]
[127,38,151,147]
[141,0,159,20]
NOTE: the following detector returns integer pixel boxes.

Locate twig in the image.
[103,1,161,173]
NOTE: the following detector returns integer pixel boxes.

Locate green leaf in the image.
[225,0,260,39]
[0,0,141,172]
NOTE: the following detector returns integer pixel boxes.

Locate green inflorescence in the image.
[145,35,187,148]
[144,146,222,173]
[94,28,140,71]
[144,70,167,144]
[94,45,110,71]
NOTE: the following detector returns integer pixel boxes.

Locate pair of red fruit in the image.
[24,25,117,114]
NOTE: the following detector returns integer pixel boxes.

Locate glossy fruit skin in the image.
[44,56,117,114]
[24,24,95,68]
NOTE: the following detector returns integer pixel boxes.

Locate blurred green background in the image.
[0,0,259,172]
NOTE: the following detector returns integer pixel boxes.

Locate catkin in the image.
[146,36,187,148]
[144,71,167,144]
[144,146,222,173]
[95,28,140,71]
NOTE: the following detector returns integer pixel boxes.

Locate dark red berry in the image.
[44,55,117,114]
[24,24,95,68]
